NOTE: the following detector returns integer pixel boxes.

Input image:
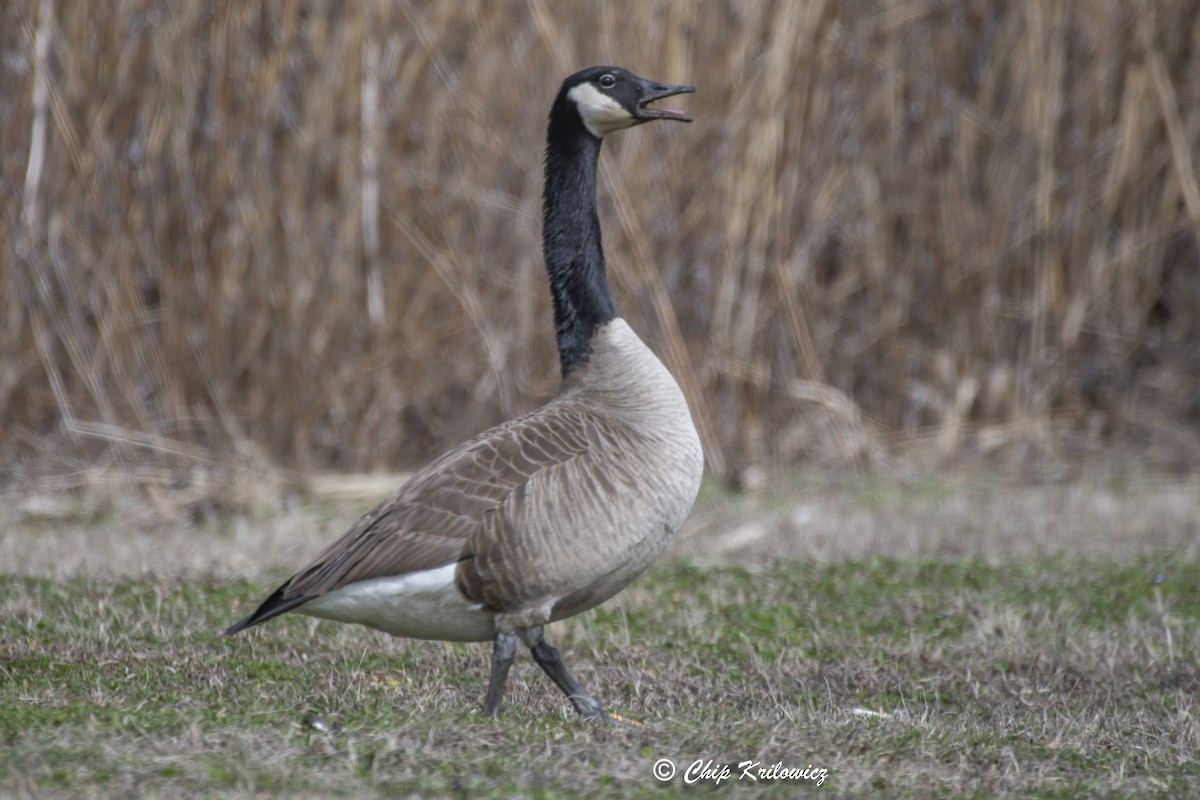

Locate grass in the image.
[5,1,1200,479]
[4,553,1199,798]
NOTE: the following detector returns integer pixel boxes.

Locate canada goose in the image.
[226,66,702,723]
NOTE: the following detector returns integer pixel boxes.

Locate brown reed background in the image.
[3,0,1199,488]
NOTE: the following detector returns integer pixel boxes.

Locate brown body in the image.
[233,320,702,641]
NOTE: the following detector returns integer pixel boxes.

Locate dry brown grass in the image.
[4,471,1198,581]
[2,1,1199,485]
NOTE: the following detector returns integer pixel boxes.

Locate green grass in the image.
[3,558,1199,798]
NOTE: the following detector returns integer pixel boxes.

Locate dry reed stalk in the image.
[1,0,1198,490]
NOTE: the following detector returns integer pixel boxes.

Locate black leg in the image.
[521,627,613,722]
[481,631,518,717]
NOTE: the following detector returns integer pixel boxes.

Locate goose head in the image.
[560,66,694,139]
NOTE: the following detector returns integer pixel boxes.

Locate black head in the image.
[554,66,694,139]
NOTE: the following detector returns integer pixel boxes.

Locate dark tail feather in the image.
[225,584,313,635]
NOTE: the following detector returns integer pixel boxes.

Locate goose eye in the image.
[598,73,616,88]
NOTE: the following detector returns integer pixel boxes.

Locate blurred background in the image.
[3,0,1198,508]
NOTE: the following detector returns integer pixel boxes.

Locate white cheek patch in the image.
[568,83,635,137]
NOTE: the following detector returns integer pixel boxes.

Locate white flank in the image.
[567,83,634,137]
[299,563,495,642]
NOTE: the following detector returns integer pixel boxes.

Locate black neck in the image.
[542,102,618,378]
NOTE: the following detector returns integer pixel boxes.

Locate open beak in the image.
[633,79,695,123]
